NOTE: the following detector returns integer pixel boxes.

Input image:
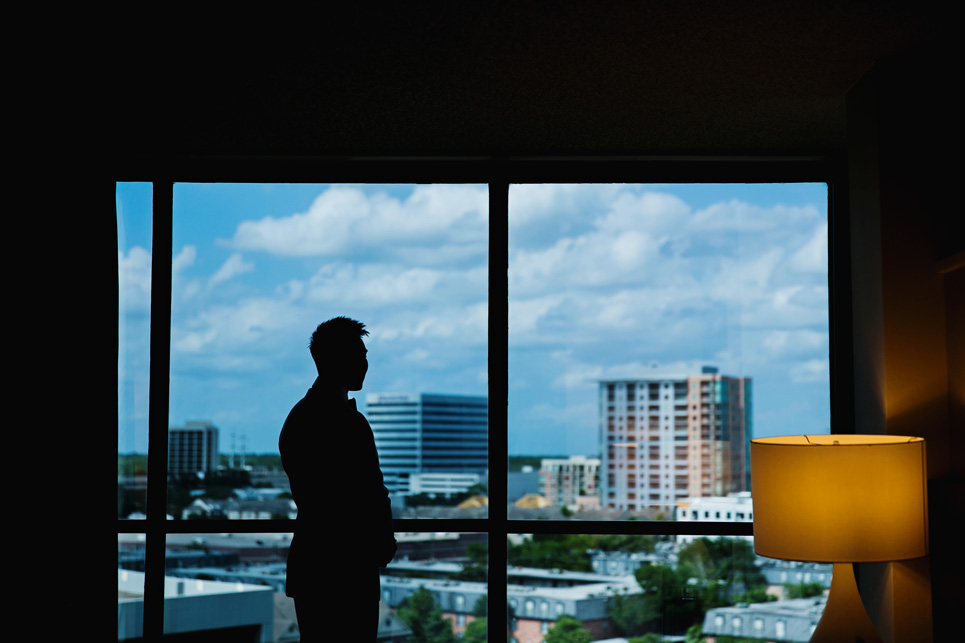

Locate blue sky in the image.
[117,182,829,457]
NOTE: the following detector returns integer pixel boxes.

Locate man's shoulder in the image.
[281,387,353,430]
[284,391,312,418]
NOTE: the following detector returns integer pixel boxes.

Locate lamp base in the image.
[810,562,881,643]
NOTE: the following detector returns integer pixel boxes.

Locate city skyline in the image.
[118,182,830,456]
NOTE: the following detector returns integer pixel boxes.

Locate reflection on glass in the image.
[508,533,827,641]
[508,184,830,519]
[117,182,152,519]
[168,184,489,519]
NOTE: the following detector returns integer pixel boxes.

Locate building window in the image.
[118,161,839,642]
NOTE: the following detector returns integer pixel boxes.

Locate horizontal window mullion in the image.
[504,520,754,537]
[114,156,837,185]
[119,518,750,536]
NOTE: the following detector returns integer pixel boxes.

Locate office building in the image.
[600,366,751,515]
[365,393,488,495]
[168,421,219,477]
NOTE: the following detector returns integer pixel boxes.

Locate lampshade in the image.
[750,434,928,563]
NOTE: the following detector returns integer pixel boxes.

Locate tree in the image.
[594,533,658,553]
[610,564,703,637]
[454,543,488,582]
[544,615,593,643]
[785,581,825,599]
[396,585,456,643]
[684,623,704,643]
[628,634,664,643]
[507,534,595,571]
[676,537,767,608]
[463,617,487,643]
[472,594,488,618]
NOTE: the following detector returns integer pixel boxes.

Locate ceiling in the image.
[108,2,948,159]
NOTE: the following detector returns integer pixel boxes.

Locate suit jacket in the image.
[279,380,395,598]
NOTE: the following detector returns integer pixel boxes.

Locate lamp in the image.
[750,435,928,643]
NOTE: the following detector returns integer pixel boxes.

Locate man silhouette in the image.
[279,317,396,641]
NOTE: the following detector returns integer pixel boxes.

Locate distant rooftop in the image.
[703,597,826,642]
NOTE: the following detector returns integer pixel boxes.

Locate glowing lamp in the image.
[750,435,928,642]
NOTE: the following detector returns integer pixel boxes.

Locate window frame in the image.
[116,156,852,642]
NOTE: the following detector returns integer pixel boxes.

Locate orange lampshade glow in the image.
[750,434,928,563]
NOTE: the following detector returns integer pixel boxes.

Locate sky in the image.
[117,182,830,457]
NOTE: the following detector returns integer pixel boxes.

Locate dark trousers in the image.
[295,594,379,642]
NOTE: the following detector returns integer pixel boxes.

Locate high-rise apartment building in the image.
[168,420,220,476]
[599,366,751,515]
[365,393,488,495]
[540,455,601,509]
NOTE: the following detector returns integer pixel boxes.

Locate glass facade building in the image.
[365,393,488,496]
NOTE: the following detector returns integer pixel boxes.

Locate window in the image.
[117,158,845,642]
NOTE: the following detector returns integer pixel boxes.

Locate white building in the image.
[117,569,274,641]
[675,491,754,544]
[365,393,488,496]
[600,365,751,515]
[409,471,484,496]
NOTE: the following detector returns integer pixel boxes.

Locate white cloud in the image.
[788,221,828,274]
[223,184,488,264]
[172,297,304,364]
[304,262,487,310]
[510,225,661,296]
[118,246,152,312]
[209,253,254,289]
[405,348,431,362]
[172,245,202,302]
[173,245,197,273]
[688,200,820,233]
[761,329,828,357]
[789,358,830,383]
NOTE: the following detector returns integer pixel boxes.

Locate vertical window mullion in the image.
[828,176,854,435]
[488,176,509,643]
[142,180,173,642]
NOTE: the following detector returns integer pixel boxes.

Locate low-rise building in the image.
[702,597,826,642]
[118,569,275,642]
[675,491,754,545]
[381,565,640,643]
[409,471,485,496]
[760,560,833,598]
